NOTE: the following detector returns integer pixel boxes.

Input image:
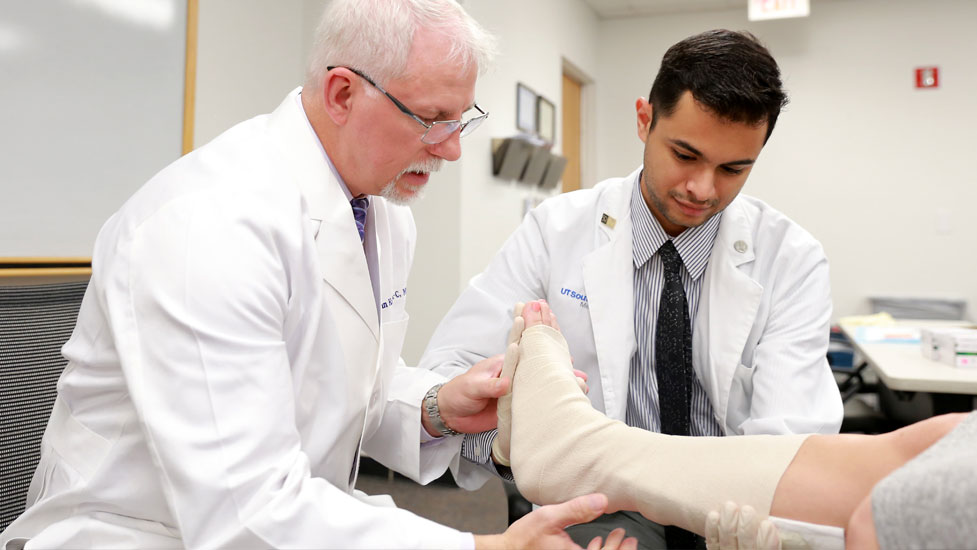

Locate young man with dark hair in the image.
[421,29,843,549]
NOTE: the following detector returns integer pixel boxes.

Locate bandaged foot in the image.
[493,301,586,467]
[509,302,808,537]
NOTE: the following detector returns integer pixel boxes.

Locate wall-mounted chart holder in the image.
[492,137,534,180]
[520,146,550,185]
[539,154,568,189]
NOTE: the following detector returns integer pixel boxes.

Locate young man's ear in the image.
[635,98,654,143]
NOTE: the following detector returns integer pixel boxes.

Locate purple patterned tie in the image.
[350,197,369,243]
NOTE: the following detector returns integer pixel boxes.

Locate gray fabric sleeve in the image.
[871,411,977,549]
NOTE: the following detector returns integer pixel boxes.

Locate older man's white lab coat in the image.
[1,89,471,549]
[422,169,843,475]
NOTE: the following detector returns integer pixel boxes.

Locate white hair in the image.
[305,0,496,91]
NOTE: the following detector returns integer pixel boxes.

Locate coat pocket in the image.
[726,362,756,432]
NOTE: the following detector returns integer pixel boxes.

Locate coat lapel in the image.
[693,198,762,432]
[582,172,638,420]
[267,88,379,341]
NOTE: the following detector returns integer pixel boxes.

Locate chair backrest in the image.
[0,281,88,532]
[868,297,968,321]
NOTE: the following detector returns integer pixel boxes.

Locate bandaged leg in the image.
[510,324,808,536]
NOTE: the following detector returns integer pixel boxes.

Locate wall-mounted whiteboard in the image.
[0,0,191,258]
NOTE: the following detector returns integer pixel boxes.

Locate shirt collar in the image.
[295,90,357,203]
[630,171,722,280]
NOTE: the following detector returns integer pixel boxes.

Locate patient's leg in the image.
[508,301,968,537]
[509,302,806,535]
[772,412,967,527]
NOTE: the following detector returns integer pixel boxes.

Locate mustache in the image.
[670,191,718,208]
[397,158,444,177]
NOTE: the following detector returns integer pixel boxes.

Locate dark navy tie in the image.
[656,240,700,549]
[350,197,369,243]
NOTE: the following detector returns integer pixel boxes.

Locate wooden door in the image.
[561,73,582,193]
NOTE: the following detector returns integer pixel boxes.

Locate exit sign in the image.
[915,67,939,89]
[749,0,810,21]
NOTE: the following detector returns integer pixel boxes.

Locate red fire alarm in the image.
[915,67,939,89]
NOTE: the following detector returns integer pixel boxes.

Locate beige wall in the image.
[194,0,309,146]
[595,0,977,319]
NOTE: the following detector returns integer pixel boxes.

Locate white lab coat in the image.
[1,89,472,549]
[421,168,842,480]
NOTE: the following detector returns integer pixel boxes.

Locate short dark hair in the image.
[648,29,788,143]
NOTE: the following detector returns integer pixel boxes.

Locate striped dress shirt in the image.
[627,178,724,436]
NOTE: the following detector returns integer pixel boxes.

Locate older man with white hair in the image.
[0,1,622,549]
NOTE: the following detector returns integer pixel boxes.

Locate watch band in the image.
[423,383,461,437]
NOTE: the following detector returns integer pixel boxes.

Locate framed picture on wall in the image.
[516,83,537,134]
[537,95,555,143]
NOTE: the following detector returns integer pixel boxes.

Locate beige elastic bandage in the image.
[510,324,808,535]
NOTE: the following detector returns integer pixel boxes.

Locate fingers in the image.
[469,354,508,397]
[507,301,526,347]
[705,510,721,550]
[572,369,589,394]
[585,529,637,550]
[756,520,781,550]
[512,302,525,321]
[736,505,759,550]
[544,493,608,530]
[522,299,560,330]
[719,501,740,550]
[603,528,626,550]
[707,501,774,550]
[539,300,554,328]
[473,354,505,377]
[499,342,520,384]
[470,374,508,399]
[508,315,525,346]
[522,301,542,327]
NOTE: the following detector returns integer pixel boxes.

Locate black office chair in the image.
[0,281,88,532]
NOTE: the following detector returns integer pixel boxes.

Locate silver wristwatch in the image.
[423,383,461,437]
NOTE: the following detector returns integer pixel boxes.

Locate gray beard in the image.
[380,158,443,205]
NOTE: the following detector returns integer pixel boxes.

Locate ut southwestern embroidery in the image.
[381,287,407,309]
[560,287,589,308]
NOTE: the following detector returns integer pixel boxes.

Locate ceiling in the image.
[581,0,750,18]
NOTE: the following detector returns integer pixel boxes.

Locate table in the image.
[840,320,977,415]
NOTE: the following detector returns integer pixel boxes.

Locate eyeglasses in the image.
[327,65,488,145]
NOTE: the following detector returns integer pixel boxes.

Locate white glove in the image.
[705,501,781,550]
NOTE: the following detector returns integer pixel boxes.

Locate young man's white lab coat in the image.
[422,168,843,485]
